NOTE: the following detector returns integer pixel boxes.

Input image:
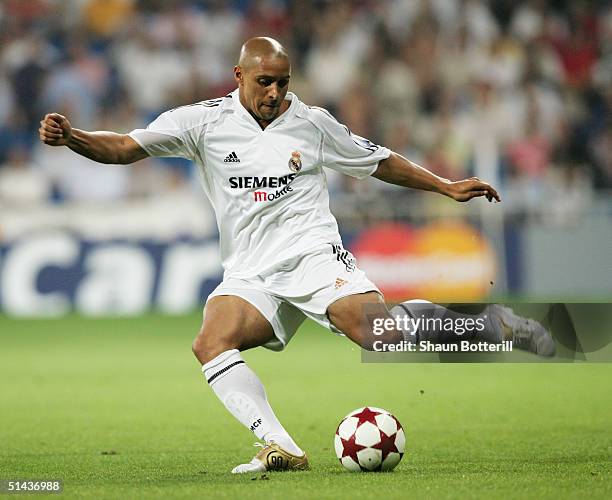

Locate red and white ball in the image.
[334,406,405,472]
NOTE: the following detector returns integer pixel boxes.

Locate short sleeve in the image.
[316,108,391,179]
[128,110,193,160]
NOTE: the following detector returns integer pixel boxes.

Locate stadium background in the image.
[0,0,610,315]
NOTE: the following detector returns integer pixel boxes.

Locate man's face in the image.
[235,56,290,123]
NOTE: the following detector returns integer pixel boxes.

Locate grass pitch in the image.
[1,314,610,499]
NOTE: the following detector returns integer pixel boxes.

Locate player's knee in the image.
[192,327,240,365]
[191,332,223,365]
[191,333,207,361]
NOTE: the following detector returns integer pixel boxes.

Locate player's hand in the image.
[39,113,72,146]
[445,177,501,203]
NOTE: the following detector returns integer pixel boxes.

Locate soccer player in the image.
[39,37,554,473]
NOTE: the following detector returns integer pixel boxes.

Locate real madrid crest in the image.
[288,151,302,173]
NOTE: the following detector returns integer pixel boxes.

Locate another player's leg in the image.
[192,295,308,473]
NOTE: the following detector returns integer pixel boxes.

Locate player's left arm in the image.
[373,152,501,203]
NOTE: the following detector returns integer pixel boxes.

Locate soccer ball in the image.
[334,406,405,472]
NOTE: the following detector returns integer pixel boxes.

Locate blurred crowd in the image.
[0,0,610,217]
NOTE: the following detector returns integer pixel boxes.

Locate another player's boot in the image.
[488,304,556,356]
[231,442,309,474]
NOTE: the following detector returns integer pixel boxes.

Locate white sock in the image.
[202,349,303,456]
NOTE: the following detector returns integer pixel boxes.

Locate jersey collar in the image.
[231,88,298,130]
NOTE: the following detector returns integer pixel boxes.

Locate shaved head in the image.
[238,37,290,71]
[234,37,292,128]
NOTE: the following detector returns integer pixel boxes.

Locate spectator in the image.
[0,0,608,211]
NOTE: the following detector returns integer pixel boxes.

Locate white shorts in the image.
[207,244,381,351]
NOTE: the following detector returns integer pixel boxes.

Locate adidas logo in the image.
[224,151,240,163]
[335,278,348,290]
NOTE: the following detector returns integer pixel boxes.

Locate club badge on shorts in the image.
[288,151,302,173]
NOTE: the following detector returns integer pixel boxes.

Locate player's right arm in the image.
[39,113,148,164]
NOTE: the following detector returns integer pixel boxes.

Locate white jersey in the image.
[129,89,391,279]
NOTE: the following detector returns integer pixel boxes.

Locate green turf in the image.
[1,314,610,499]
